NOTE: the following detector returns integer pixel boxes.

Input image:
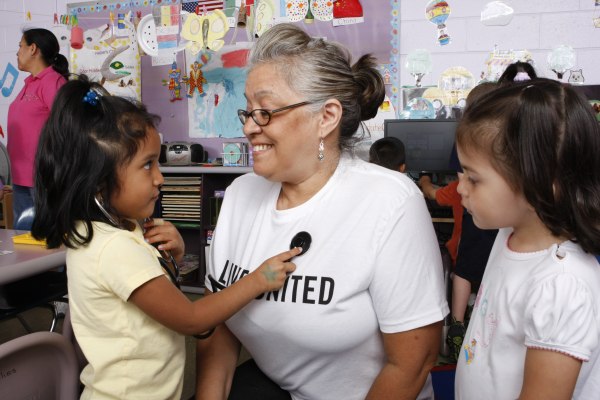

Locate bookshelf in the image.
[157,166,252,293]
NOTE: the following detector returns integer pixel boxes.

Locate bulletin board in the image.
[62,0,400,140]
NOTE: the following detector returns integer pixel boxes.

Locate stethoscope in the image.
[94,196,181,288]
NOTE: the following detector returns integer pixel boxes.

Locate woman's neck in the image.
[29,62,48,77]
[277,153,340,210]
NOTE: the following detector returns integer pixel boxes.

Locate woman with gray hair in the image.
[196,23,448,400]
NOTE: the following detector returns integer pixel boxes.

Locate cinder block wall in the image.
[399,0,600,87]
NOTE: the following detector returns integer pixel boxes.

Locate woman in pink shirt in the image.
[7,28,68,229]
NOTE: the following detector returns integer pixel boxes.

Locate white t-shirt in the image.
[68,221,185,400]
[455,228,600,399]
[206,156,449,400]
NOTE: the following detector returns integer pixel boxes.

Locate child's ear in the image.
[399,164,406,173]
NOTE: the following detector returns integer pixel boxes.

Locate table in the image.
[0,229,66,285]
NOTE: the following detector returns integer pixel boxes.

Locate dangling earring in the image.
[318,138,325,161]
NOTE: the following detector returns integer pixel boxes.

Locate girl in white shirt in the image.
[454,78,600,399]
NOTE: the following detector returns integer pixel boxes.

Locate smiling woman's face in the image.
[241,63,322,185]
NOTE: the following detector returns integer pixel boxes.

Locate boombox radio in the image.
[159,142,207,165]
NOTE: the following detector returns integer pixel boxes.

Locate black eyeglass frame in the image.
[237,101,314,126]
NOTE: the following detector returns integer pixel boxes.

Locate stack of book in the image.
[160,176,202,228]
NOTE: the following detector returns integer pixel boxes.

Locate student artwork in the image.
[425,0,451,46]
[547,44,576,80]
[482,47,533,82]
[422,87,451,119]
[286,0,334,22]
[163,61,184,102]
[181,9,229,54]
[438,66,474,109]
[185,60,208,97]
[137,5,190,59]
[186,43,253,138]
[70,12,141,100]
[594,0,600,28]
[405,49,433,87]
[480,1,514,26]
[332,0,364,26]
[568,69,585,85]
[49,24,72,57]
[252,0,277,36]
[401,97,436,119]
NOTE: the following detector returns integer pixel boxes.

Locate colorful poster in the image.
[185,44,252,138]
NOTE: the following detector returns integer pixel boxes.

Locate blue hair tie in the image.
[83,89,100,106]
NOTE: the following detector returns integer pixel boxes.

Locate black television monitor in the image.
[384,119,458,179]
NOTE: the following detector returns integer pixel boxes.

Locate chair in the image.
[0,331,79,400]
[14,206,34,231]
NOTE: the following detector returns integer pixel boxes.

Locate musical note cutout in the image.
[0,63,19,98]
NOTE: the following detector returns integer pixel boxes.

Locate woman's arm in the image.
[366,321,442,400]
[129,247,300,336]
[519,348,582,400]
[196,291,242,400]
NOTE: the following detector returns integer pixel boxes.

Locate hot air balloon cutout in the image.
[426,0,451,46]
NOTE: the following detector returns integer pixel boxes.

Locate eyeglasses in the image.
[237,101,313,127]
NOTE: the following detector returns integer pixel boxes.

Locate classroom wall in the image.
[0,0,69,145]
[1,0,599,153]
[399,0,600,87]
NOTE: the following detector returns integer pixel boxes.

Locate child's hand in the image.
[251,247,301,292]
[143,218,185,263]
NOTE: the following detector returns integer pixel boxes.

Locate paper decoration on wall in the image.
[253,0,276,36]
[402,97,436,119]
[0,63,19,98]
[332,0,364,26]
[480,1,514,26]
[594,0,600,27]
[547,44,576,80]
[182,0,225,14]
[567,69,585,85]
[426,0,451,46]
[438,66,474,108]
[181,9,229,54]
[70,13,141,100]
[405,49,433,87]
[137,13,188,57]
[421,87,451,118]
[286,0,334,22]
[184,60,208,97]
[186,43,253,138]
[482,47,533,82]
[163,61,184,101]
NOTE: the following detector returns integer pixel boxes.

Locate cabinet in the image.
[157,166,252,293]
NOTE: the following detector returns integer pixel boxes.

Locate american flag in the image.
[182,1,224,14]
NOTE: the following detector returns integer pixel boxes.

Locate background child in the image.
[31,76,300,399]
[368,136,406,172]
[454,78,600,399]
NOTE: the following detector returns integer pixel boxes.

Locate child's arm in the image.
[142,219,185,263]
[418,175,439,200]
[128,247,301,336]
[519,348,582,400]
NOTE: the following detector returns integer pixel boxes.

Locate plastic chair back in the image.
[0,331,79,400]
[14,206,34,231]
